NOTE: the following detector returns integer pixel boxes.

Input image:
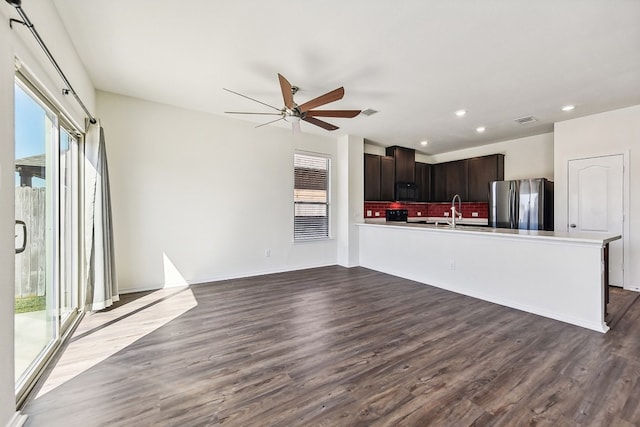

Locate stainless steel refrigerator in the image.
[489,179,554,230]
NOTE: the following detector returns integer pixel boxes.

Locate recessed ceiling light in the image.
[420,140,428,146]
[455,109,467,117]
[562,105,575,112]
[476,126,486,133]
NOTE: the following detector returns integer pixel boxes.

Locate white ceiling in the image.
[51,0,640,154]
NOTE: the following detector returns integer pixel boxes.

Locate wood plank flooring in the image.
[22,266,640,426]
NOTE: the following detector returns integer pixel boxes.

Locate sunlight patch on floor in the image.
[35,286,197,398]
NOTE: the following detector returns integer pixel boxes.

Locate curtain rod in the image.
[6,0,97,124]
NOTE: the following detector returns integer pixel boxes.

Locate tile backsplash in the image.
[364,201,489,219]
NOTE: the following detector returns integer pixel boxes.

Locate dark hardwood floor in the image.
[22,266,640,426]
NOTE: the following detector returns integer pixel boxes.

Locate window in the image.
[294,153,330,240]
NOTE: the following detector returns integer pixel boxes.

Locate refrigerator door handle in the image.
[509,186,515,229]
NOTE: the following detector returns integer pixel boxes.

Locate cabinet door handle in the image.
[15,220,27,254]
[570,224,577,228]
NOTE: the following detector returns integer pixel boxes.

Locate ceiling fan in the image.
[224,74,361,132]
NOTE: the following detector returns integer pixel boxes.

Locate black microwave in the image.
[395,182,416,201]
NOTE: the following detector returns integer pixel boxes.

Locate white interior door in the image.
[568,155,624,286]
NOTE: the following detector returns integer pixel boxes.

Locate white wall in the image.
[97,91,341,292]
[555,105,640,289]
[336,135,364,267]
[0,2,95,425]
[363,142,385,156]
[364,133,554,182]
[426,133,554,180]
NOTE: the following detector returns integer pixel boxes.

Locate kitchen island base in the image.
[358,223,619,333]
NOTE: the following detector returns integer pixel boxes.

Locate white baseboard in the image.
[118,262,338,294]
[6,412,27,427]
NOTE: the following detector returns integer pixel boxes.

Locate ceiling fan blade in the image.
[223,88,281,112]
[298,87,345,113]
[305,109,361,118]
[255,117,285,128]
[225,111,282,115]
[278,73,295,109]
[302,116,339,131]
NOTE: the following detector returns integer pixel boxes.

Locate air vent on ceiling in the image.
[514,115,538,125]
[360,108,379,117]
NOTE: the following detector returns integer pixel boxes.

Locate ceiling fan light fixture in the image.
[284,114,300,122]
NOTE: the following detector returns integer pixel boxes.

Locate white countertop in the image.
[361,220,621,246]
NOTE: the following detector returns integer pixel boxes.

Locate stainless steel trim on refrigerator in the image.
[489,178,554,230]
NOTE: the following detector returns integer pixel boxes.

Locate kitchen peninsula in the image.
[358,222,621,332]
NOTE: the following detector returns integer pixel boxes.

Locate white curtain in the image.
[84,120,119,311]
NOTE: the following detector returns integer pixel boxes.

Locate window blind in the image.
[294,153,329,240]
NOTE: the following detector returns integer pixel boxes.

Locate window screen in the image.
[294,153,329,240]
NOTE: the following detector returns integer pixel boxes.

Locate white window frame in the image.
[293,151,331,241]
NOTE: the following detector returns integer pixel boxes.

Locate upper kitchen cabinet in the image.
[444,159,468,201]
[415,162,432,202]
[364,153,395,201]
[431,163,447,202]
[380,156,395,201]
[430,154,504,202]
[467,154,504,202]
[364,153,381,201]
[385,146,415,184]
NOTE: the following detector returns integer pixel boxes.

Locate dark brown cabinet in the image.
[431,163,447,202]
[444,159,468,201]
[364,154,381,201]
[364,153,395,201]
[385,146,415,184]
[415,162,432,202]
[430,154,504,202]
[380,156,395,201]
[467,154,504,202]
[366,148,504,203]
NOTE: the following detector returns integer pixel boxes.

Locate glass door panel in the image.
[14,81,57,385]
[60,128,79,325]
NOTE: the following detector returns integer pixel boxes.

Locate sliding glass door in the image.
[14,76,81,396]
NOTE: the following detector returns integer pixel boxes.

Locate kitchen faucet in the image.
[451,194,462,227]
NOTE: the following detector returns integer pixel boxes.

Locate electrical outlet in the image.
[417,212,421,216]
[472,212,479,217]
[449,259,455,270]
[375,212,380,217]
[265,249,271,257]
[366,210,372,217]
